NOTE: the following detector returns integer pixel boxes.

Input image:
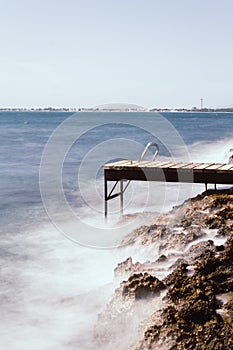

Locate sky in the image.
[0,0,233,109]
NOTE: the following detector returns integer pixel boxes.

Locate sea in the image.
[1,111,233,349]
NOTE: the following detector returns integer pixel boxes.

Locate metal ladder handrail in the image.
[104,142,159,218]
[139,142,159,162]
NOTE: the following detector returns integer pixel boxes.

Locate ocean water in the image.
[1,111,233,349]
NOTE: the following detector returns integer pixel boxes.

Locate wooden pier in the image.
[103,160,233,217]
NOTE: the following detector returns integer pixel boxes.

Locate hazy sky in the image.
[0,0,233,108]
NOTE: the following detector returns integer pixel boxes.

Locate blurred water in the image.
[1,111,233,349]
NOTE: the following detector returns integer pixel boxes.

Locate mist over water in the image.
[1,111,233,349]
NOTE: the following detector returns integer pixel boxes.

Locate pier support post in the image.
[104,177,108,219]
[120,180,123,215]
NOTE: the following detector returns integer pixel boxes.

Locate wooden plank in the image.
[104,159,233,185]
[154,161,169,166]
[122,160,141,167]
[192,163,213,170]
[122,160,153,168]
[217,163,233,171]
[203,163,225,170]
[104,161,233,182]
[137,160,164,167]
[145,161,173,168]
[139,161,169,168]
[141,161,177,169]
[182,162,202,169]
[121,160,164,168]
[138,161,156,167]
[104,160,131,168]
[160,162,180,168]
[123,161,174,170]
[168,162,191,169]
[107,160,150,168]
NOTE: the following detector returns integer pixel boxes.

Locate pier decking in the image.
[103,160,233,217]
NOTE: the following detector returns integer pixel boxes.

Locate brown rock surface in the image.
[94,190,233,350]
[122,272,165,299]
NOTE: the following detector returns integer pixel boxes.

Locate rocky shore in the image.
[94,189,233,349]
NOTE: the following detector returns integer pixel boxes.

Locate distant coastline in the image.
[1,106,233,113]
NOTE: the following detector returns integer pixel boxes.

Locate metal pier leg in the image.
[205,183,208,191]
[214,183,217,190]
[104,177,108,219]
[120,180,123,215]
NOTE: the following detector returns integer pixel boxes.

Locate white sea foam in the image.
[0,226,126,349]
[187,137,233,163]
[0,220,167,350]
[2,135,233,349]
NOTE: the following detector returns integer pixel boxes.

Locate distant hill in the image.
[93,103,146,111]
[214,104,233,109]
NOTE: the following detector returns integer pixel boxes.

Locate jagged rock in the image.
[122,272,165,299]
[188,240,216,261]
[156,254,167,263]
[169,257,188,269]
[114,258,166,280]
[217,224,233,236]
[94,190,233,350]
[224,236,233,260]
[225,297,233,327]
[114,257,141,278]
[133,234,233,349]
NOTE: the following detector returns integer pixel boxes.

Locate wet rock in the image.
[136,235,233,349]
[122,272,166,299]
[95,190,233,350]
[217,224,233,236]
[205,215,224,229]
[185,229,205,242]
[114,257,142,278]
[216,244,225,252]
[224,236,233,260]
[169,257,188,269]
[188,240,216,261]
[114,257,167,280]
[163,263,189,289]
[156,254,167,263]
[225,297,233,326]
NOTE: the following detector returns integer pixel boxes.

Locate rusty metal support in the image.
[104,174,130,218]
